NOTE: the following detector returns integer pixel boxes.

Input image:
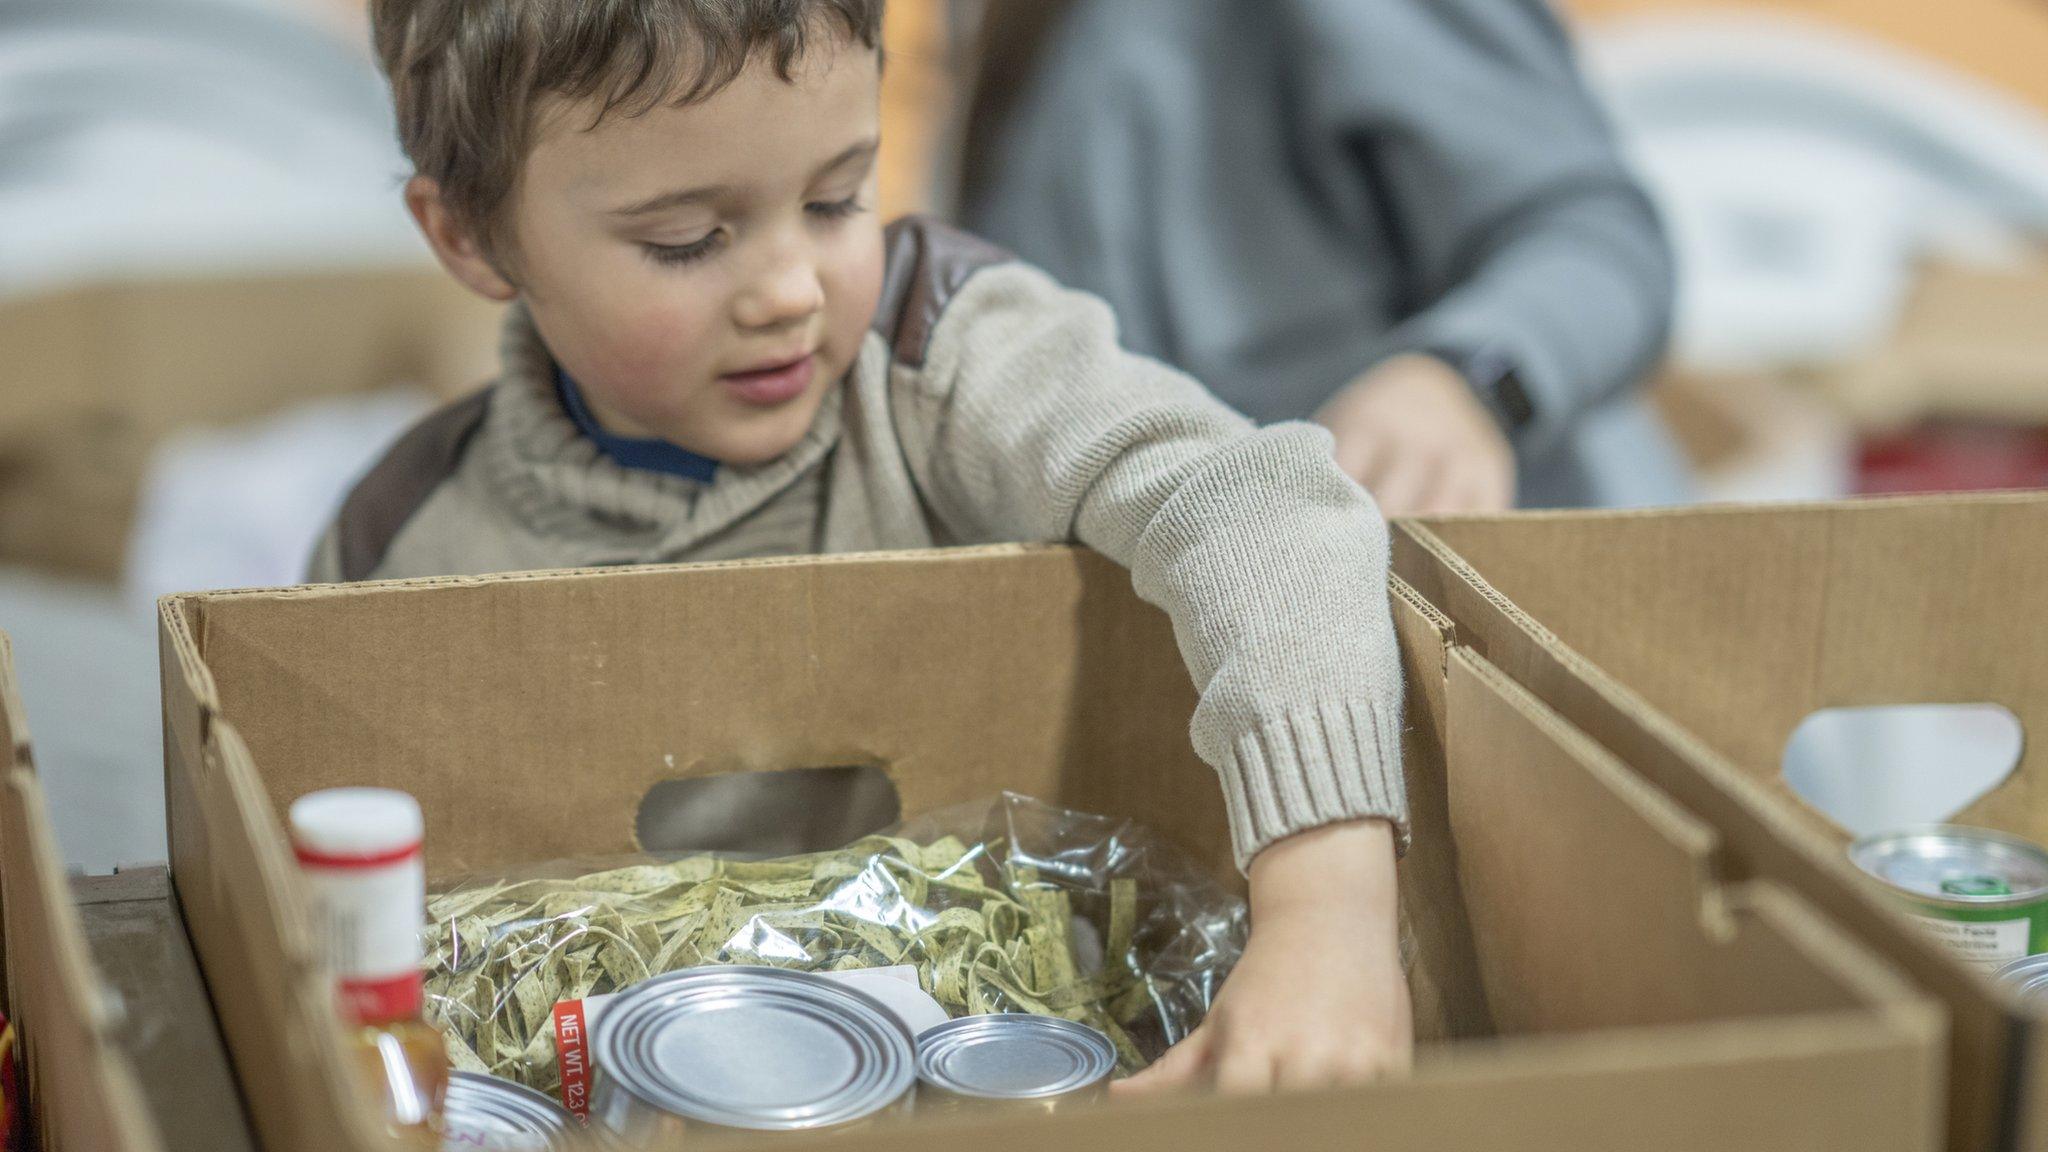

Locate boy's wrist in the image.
[1248,818,1399,921]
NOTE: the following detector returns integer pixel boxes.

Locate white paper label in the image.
[300,854,426,980]
[1911,913,2031,968]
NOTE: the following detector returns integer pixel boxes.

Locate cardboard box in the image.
[1393,493,2048,1152]
[0,630,163,1151]
[160,545,1942,1152]
[0,267,503,578]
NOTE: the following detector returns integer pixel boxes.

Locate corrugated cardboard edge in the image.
[1389,577,1495,1041]
[158,598,387,1152]
[201,540,1078,603]
[1392,508,2002,1152]
[0,632,165,1152]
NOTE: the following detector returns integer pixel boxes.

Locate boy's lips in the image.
[719,354,816,408]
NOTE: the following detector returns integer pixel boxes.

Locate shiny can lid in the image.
[915,1015,1117,1100]
[594,966,913,1131]
[1995,954,2048,1005]
[1849,826,2048,903]
[441,1071,576,1151]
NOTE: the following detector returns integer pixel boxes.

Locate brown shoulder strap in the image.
[873,216,1015,369]
[335,389,493,582]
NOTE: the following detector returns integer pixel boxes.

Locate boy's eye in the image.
[806,195,866,221]
[641,231,724,267]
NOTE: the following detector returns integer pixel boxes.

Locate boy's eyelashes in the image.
[641,231,725,267]
[637,197,870,269]
[805,194,867,221]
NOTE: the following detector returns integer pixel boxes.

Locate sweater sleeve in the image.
[899,262,1408,871]
[1283,0,1674,455]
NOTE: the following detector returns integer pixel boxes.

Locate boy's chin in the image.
[695,422,814,468]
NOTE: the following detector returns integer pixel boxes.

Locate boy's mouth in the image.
[719,353,817,408]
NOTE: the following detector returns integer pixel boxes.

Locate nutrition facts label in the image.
[1912,914,2031,968]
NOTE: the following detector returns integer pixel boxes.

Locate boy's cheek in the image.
[611,301,716,379]
[572,324,714,417]
[828,228,889,340]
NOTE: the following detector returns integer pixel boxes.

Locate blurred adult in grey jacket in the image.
[959,0,1690,510]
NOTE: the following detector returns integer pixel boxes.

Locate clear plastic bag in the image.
[422,792,1248,1096]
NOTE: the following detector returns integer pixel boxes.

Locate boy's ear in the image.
[404,176,518,303]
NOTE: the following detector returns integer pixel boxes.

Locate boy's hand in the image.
[1115,819,1413,1096]
[1315,354,1517,517]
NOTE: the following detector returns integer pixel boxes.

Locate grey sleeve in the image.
[1286,0,1675,456]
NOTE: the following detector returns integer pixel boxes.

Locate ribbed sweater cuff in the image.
[1218,697,1410,874]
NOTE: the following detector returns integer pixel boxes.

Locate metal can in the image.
[914,1015,1117,1115]
[440,1071,579,1151]
[588,966,914,1143]
[1995,954,2048,1008]
[1850,826,2048,970]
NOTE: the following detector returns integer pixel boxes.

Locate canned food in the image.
[914,1015,1116,1115]
[1995,954,2048,1008]
[589,966,914,1143]
[1850,826,2048,970]
[440,1071,578,1151]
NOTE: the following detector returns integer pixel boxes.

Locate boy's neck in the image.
[553,369,721,483]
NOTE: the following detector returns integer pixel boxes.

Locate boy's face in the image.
[497,40,884,466]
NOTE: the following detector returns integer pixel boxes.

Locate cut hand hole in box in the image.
[636,764,901,858]
[1782,704,2024,836]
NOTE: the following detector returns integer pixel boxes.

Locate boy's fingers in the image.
[1215,1046,1277,1096]
[1274,1048,1347,1093]
[1113,1024,1214,1097]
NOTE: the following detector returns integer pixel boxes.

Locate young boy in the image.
[318,0,1411,1095]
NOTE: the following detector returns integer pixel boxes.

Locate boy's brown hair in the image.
[371,0,886,259]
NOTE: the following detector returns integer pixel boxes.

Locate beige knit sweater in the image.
[309,219,1407,870]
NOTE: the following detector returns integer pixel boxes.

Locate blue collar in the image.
[555,369,719,483]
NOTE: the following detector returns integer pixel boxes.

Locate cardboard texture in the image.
[160,545,1942,1152]
[0,267,503,577]
[0,632,164,1152]
[1393,493,2048,1152]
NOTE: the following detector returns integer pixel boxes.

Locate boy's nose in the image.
[734,249,826,331]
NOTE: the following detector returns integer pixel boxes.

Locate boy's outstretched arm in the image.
[898,242,1414,1090]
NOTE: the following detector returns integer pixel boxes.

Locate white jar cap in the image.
[289,788,423,858]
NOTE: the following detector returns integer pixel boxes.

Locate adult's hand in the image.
[1314,354,1517,516]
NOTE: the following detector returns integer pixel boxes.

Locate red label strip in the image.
[552,999,592,1120]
